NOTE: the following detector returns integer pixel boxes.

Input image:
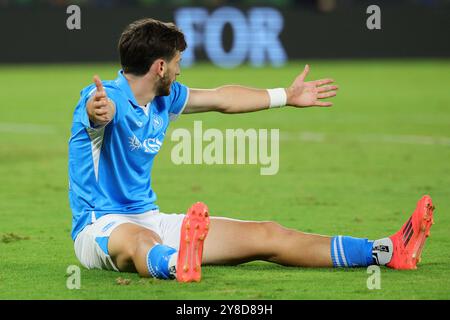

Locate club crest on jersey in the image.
[152,114,164,130]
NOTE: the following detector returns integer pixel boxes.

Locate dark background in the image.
[0,0,449,64]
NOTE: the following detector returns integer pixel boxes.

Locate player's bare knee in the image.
[261,221,294,244]
[261,220,280,231]
[258,221,285,243]
[131,229,162,260]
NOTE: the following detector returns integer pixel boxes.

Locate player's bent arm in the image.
[184,86,273,114]
[85,75,117,128]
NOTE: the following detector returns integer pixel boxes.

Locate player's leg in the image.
[72,211,178,279]
[107,223,163,276]
[203,218,383,267]
[73,215,165,275]
[202,217,333,267]
[203,195,435,270]
[107,204,209,282]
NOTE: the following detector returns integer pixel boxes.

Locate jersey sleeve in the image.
[168,81,189,122]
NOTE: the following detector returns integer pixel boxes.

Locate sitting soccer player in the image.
[68,18,435,282]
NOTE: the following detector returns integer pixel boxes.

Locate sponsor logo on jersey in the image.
[129,133,165,154]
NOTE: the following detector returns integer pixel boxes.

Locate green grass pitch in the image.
[0,60,449,299]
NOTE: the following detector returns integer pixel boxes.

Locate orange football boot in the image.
[176,202,210,282]
[387,195,435,270]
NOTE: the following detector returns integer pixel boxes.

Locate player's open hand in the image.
[87,75,116,126]
[286,65,338,108]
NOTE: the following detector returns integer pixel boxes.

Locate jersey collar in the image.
[115,70,140,108]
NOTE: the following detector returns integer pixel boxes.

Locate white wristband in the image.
[267,88,287,108]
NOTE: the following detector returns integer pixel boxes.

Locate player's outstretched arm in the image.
[86,75,116,127]
[183,64,338,114]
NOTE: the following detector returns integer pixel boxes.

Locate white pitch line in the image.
[0,123,56,134]
[280,131,450,146]
[357,133,450,146]
[2,122,447,147]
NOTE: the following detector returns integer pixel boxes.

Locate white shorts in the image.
[73,210,185,271]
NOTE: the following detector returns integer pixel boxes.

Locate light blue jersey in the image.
[68,70,189,240]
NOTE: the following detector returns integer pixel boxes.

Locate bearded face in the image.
[155,53,181,96]
[156,72,172,96]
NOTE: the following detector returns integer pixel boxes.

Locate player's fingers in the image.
[93,99,108,108]
[298,64,310,82]
[317,91,337,99]
[314,100,333,107]
[93,75,105,93]
[313,79,334,87]
[317,85,338,93]
[94,108,108,116]
[93,91,107,101]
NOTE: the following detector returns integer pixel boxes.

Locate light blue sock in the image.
[330,236,374,267]
[146,244,177,279]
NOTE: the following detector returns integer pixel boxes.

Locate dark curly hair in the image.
[118,18,187,76]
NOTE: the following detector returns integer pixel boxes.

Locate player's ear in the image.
[152,58,166,78]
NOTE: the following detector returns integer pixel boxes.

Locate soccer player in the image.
[68,18,435,282]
